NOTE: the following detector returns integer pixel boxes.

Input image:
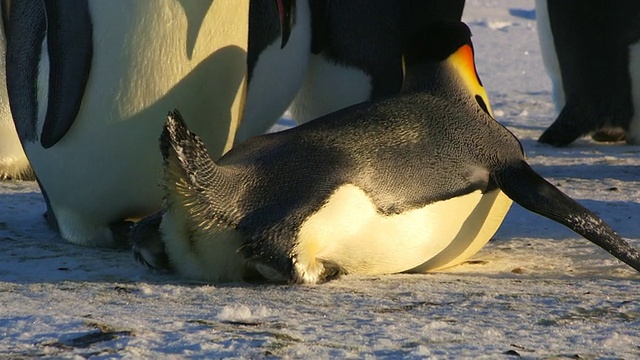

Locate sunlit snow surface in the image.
[2,0,640,358]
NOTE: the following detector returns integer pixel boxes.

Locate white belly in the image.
[293,185,512,283]
[27,0,249,246]
[535,0,565,110]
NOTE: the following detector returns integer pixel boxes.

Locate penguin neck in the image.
[402,62,474,105]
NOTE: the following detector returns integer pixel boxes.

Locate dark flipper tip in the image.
[494,161,640,273]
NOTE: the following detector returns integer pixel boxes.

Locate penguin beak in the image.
[447,44,494,117]
[276,0,295,48]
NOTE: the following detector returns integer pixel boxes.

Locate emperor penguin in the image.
[536,0,640,146]
[0,3,32,180]
[288,0,466,123]
[235,0,312,144]
[131,21,640,284]
[3,0,266,247]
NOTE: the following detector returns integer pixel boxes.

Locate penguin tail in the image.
[492,160,640,272]
[160,110,239,231]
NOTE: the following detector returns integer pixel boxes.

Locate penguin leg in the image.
[493,160,640,272]
[538,100,602,146]
[538,98,632,147]
[130,211,172,271]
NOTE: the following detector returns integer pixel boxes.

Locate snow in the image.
[1,0,640,358]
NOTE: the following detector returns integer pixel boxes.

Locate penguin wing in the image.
[39,1,93,148]
[5,0,92,147]
[5,0,46,143]
[493,160,640,272]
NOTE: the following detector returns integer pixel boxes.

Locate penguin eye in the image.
[475,95,490,115]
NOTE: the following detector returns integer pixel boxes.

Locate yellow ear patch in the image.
[447,45,494,116]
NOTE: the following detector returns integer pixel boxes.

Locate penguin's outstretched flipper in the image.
[493,160,640,272]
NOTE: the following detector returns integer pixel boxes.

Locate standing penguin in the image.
[132,21,640,284]
[4,0,256,247]
[0,3,33,180]
[288,0,466,123]
[536,0,640,146]
[235,0,312,143]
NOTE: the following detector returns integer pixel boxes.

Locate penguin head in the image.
[401,21,493,116]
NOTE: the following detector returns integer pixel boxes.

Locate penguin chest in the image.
[293,184,511,283]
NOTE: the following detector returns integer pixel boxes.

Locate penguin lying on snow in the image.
[132,21,640,284]
[536,0,640,146]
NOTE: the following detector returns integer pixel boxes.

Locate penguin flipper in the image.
[5,0,46,143]
[161,110,240,232]
[493,160,640,272]
[39,1,93,148]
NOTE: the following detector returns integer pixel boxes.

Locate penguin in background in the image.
[536,0,640,146]
[235,0,312,144]
[131,21,640,284]
[288,0,466,123]
[3,0,278,247]
[0,2,33,180]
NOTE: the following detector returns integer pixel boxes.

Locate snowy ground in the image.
[2,0,640,358]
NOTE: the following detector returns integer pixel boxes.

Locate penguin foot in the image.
[292,258,347,284]
[591,127,626,142]
[130,211,172,271]
[539,103,591,146]
[539,100,631,147]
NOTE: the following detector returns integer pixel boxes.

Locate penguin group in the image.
[2,1,640,283]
